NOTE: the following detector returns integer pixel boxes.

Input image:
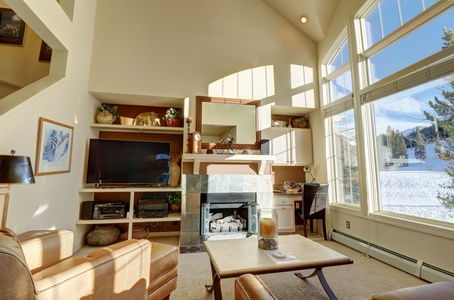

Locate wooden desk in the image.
[204,234,353,300]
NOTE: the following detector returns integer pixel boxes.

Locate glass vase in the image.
[258,208,278,250]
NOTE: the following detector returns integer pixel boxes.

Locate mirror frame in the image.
[196,96,261,150]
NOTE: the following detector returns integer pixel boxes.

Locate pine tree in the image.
[423,28,454,209]
[442,27,454,49]
[387,129,408,167]
[414,128,427,161]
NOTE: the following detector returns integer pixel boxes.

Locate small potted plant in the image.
[96,104,120,124]
[292,114,310,128]
[162,108,182,127]
[167,192,181,212]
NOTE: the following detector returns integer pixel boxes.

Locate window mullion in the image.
[324,63,350,81]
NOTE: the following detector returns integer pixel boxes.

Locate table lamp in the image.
[0,152,35,228]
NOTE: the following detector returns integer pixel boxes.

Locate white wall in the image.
[0,0,98,250]
[89,0,317,113]
[317,0,454,273]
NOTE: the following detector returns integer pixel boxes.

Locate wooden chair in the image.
[296,183,329,240]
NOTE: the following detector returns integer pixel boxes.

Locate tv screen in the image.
[85,139,170,186]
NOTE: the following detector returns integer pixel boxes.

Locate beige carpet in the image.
[171,233,427,300]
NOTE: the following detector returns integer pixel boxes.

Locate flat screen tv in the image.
[85,139,170,186]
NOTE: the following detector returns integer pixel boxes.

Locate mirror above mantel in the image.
[196,96,261,150]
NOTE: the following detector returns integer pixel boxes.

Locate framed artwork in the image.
[39,41,52,62]
[0,187,8,228]
[35,118,74,176]
[0,8,26,45]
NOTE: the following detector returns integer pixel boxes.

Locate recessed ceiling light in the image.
[300,15,308,24]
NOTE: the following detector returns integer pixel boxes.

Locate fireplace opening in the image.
[200,192,258,240]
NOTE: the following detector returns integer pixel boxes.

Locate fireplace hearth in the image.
[200,192,258,240]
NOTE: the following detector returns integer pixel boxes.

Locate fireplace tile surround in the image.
[179,174,274,248]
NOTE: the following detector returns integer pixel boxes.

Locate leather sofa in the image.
[235,273,454,300]
[0,228,178,300]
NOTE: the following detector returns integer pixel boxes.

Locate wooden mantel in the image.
[182,154,275,175]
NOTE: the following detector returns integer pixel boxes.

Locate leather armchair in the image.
[235,274,454,300]
[0,228,153,299]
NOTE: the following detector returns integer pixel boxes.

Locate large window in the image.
[323,36,359,206]
[363,0,439,50]
[326,109,360,206]
[323,0,454,225]
[322,39,352,103]
[368,7,454,83]
[372,79,454,222]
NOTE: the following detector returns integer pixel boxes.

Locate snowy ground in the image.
[380,143,454,223]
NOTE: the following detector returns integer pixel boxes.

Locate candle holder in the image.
[258,208,278,250]
[186,117,192,153]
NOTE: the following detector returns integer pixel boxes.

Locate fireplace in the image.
[200,192,258,240]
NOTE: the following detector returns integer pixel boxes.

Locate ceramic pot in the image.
[96,111,114,124]
[292,120,307,128]
[166,118,181,127]
[170,203,181,212]
[86,225,120,246]
[168,160,181,187]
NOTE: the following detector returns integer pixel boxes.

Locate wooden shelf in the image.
[90,123,184,134]
[76,213,181,225]
[80,187,181,193]
[78,189,181,239]
[76,218,130,225]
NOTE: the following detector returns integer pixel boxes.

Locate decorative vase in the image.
[168,160,181,187]
[96,111,114,124]
[86,225,120,246]
[257,208,278,250]
[166,118,181,127]
[170,203,181,212]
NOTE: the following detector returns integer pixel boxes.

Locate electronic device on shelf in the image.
[85,139,171,186]
[93,202,127,219]
[136,199,168,218]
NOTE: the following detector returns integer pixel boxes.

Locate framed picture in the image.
[39,41,52,62]
[0,187,8,228]
[35,118,74,176]
[0,8,26,45]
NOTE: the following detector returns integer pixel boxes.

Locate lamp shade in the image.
[0,155,35,184]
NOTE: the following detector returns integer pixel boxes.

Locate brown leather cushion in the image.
[371,281,454,300]
[0,228,36,299]
[148,242,179,296]
[235,274,277,300]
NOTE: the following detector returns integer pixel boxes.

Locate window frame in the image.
[323,0,454,232]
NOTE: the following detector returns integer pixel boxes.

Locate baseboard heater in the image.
[331,229,454,283]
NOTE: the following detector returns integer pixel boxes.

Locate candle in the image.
[260,217,277,238]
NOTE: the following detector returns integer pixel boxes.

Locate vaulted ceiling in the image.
[262,0,340,42]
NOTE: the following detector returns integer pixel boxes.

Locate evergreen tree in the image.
[388,129,408,167]
[423,28,454,209]
[414,128,427,160]
[442,27,454,49]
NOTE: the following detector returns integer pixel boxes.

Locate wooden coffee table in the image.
[204,234,353,300]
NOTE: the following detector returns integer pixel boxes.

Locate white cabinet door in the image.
[273,195,295,233]
[270,128,313,166]
[275,206,295,233]
[291,129,313,166]
[270,128,292,165]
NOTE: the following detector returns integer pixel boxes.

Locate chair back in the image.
[302,183,329,219]
[0,228,36,299]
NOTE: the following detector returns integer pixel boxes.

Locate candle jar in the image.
[258,208,278,250]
